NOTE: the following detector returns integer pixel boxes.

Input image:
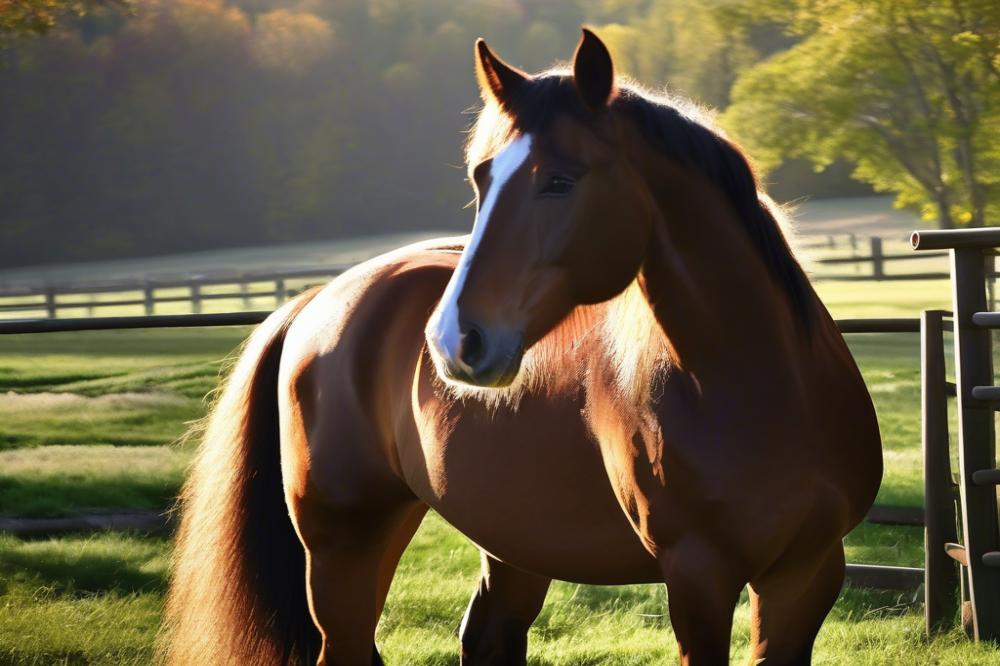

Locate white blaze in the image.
[429,133,533,372]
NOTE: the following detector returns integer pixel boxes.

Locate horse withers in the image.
[163,29,882,666]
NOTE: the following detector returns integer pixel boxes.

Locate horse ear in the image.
[573,27,616,110]
[475,38,527,109]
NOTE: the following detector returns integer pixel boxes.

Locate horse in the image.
[162,29,882,666]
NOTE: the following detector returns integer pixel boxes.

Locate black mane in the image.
[501,74,815,331]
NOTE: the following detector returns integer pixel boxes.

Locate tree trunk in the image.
[955,140,986,227]
[935,192,955,230]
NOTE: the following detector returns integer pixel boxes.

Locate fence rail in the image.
[809,235,951,281]
[0,232,980,321]
[0,265,350,318]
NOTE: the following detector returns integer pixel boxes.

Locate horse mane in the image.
[465,69,814,332]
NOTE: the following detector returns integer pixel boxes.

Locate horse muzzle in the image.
[435,321,524,388]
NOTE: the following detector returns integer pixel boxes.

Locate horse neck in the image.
[633,151,809,378]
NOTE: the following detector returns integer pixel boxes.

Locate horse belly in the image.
[399,391,660,585]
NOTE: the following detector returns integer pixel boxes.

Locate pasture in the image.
[0,279,996,664]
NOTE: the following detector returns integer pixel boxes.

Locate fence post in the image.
[240,280,252,308]
[144,283,155,316]
[44,287,56,319]
[190,283,202,314]
[871,237,884,279]
[987,255,995,312]
[850,233,858,253]
[922,309,959,634]
[275,278,286,305]
[951,248,1000,640]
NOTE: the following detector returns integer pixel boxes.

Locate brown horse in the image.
[163,30,882,666]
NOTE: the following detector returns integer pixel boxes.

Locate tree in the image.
[0,0,128,37]
[722,0,1000,228]
[596,0,766,109]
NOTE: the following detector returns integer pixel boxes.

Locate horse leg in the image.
[746,545,844,666]
[459,552,551,665]
[660,537,745,666]
[296,495,426,666]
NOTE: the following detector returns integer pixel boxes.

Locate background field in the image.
[3,265,997,665]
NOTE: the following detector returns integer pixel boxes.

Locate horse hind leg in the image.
[294,490,426,666]
[747,545,845,666]
[459,552,551,666]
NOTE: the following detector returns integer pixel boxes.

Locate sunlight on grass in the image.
[0,496,989,665]
[0,389,200,450]
[815,279,952,319]
[0,445,191,517]
[0,533,167,666]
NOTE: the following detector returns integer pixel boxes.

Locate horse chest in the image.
[583,365,820,553]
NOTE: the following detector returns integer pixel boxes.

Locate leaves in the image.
[722,0,1000,229]
[0,0,129,37]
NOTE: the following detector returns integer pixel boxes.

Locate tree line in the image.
[0,0,996,267]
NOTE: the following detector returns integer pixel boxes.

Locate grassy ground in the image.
[0,279,996,664]
[0,521,992,665]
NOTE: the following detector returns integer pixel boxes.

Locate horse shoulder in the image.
[278,245,460,505]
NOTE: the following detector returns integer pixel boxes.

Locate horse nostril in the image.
[459,325,486,369]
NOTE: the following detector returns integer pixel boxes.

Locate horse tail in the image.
[161,287,323,666]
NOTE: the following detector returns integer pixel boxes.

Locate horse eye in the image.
[540,174,576,197]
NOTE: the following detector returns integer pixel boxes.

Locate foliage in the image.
[0,0,784,267]
[596,0,777,108]
[722,0,1000,228]
[0,0,126,37]
[1,1,996,264]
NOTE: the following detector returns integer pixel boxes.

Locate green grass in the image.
[0,446,191,517]
[0,518,995,665]
[0,328,246,451]
[847,334,925,507]
[0,533,167,666]
[815,278,952,319]
[0,328,246,393]
[0,280,997,664]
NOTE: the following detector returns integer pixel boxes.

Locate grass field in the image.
[0,278,997,664]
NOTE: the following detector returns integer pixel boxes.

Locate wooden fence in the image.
[0,265,349,319]
[0,233,970,321]
[913,228,1000,641]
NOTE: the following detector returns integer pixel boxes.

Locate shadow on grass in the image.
[0,647,151,666]
[0,370,122,391]
[0,328,248,358]
[0,540,166,597]
[0,434,182,451]
[0,476,181,518]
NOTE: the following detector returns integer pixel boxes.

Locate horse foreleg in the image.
[296,496,426,666]
[746,545,845,666]
[660,536,745,666]
[459,551,551,666]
